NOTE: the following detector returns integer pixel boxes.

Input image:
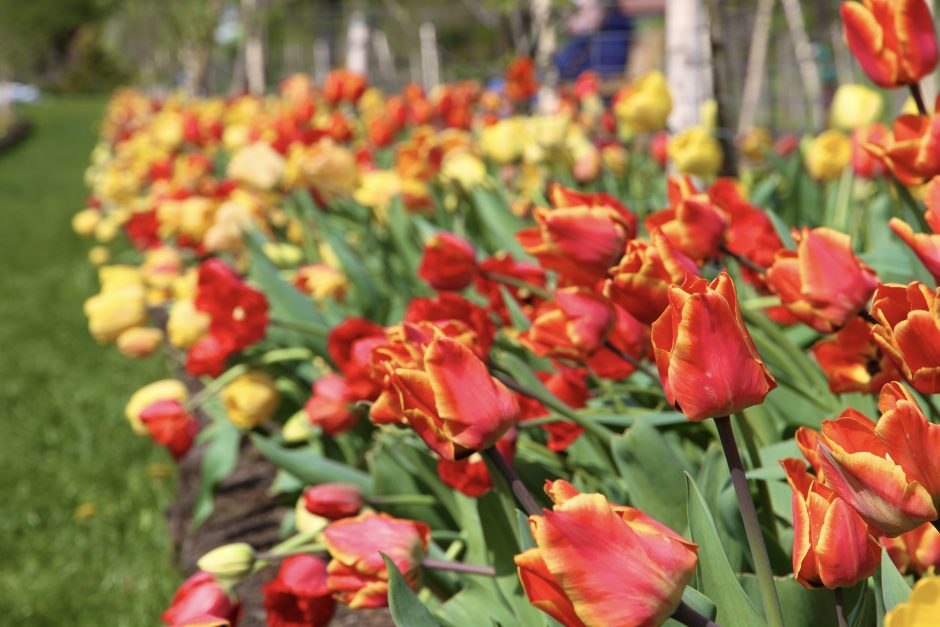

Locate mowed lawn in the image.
[0,98,180,624]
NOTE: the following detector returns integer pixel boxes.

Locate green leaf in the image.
[498,285,531,331]
[249,433,373,494]
[612,422,689,531]
[740,574,836,627]
[686,473,767,627]
[382,554,440,627]
[470,187,529,258]
[192,402,242,528]
[664,587,718,627]
[879,547,912,612]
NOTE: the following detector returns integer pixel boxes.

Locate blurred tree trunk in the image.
[243,0,266,94]
[780,0,823,131]
[705,0,737,175]
[666,0,711,131]
[738,0,774,134]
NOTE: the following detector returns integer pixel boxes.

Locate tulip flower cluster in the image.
[73,14,940,624]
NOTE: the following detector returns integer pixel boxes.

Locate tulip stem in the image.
[368,494,438,507]
[602,340,659,382]
[482,445,542,516]
[671,600,720,627]
[269,317,329,337]
[833,587,848,627]
[421,558,496,576]
[714,416,785,627]
[481,271,553,301]
[719,244,766,274]
[910,82,928,116]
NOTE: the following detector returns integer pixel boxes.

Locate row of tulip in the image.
[76,3,940,626]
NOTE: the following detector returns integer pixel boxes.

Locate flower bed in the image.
[74,7,940,626]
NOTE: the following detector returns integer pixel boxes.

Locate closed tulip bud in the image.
[830,84,884,130]
[645,176,728,263]
[521,288,614,362]
[139,399,198,460]
[282,410,313,443]
[72,208,101,237]
[882,522,940,575]
[323,511,431,609]
[817,382,940,536]
[805,130,852,181]
[781,459,881,589]
[871,282,940,393]
[417,232,477,291]
[515,480,698,627]
[652,271,776,421]
[161,571,241,627]
[116,326,164,358]
[601,143,629,175]
[197,543,257,581]
[766,227,878,333]
[167,299,211,349]
[221,371,280,429]
[126,379,189,436]
[605,228,700,325]
[94,216,121,243]
[303,483,364,520]
[841,0,938,88]
[668,126,723,179]
[305,374,360,436]
[83,283,148,343]
[87,245,110,266]
[226,142,285,191]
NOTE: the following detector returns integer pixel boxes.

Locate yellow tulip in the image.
[353,170,401,221]
[166,299,210,349]
[221,371,281,429]
[480,118,525,164]
[116,326,164,359]
[125,379,189,435]
[72,209,101,238]
[614,71,672,135]
[885,575,940,627]
[441,150,487,190]
[87,246,110,266]
[830,84,883,130]
[227,142,286,191]
[83,283,148,343]
[668,127,723,178]
[805,130,852,181]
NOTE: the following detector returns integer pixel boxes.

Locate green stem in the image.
[270,317,329,337]
[833,587,848,627]
[734,413,779,543]
[257,543,327,561]
[483,446,541,516]
[186,363,250,411]
[715,416,785,627]
[481,271,552,300]
[368,494,438,507]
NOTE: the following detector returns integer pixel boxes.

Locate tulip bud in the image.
[197,543,257,581]
[829,84,883,130]
[116,326,164,359]
[161,571,241,626]
[87,246,110,266]
[227,142,285,191]
[805,130,852,181]
[167,299,211,349]
[72,208,101,237]
[125,379,189,436]
[668,126,723,178]
[303,483,364,520]
[417,232,477,291]
[83,283,148,343]
[221,371,281,429]
[521,288,614,362]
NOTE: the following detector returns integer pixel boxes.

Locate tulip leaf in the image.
[382,554,441,627]
[612,422,689,531]
[686,473,767,627]
[470,187,529,258]
[498,285,531,331]
[879,547,912,612]
[663,587,718,627]
[386,197,422,278]
[192,401,241,529]
[249,433,373,494]
[740,574,838,627]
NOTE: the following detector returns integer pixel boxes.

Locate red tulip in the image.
[586,303,649,380]
[505,56,539,103]
[651,271,776,421]
[515,480,698,627]
[327,318,386,401]
[765,227,878,333]
[866,105,940,184]
[323,512,430,609]
[404,292,495,356]
[305,375,360,436]
[139,399,198,460]
[644,176,728,263]
[162,571,241,627]
[262,555,336,627]
[417,232,477,291]
[780,458,881,589]
[517,184,636,286]
[303,483,364,520]
[852,124,889,178]
[841,0,938,88]
[890,217,940,283]
[371,322,518,460]
[881,522,940,574]
[521,288,614,362]
[870,281,940,393]
[475,253,547,323]
[816,382,940,535]
[605,228,699,325]
[518,367,590,452]
[811,317,900,394]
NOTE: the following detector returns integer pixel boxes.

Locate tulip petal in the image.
[842,2,899,87]
[876,395,940,500]
[816,498,881,588]
[515,548,587,627]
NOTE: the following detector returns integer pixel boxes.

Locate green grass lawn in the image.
[0,97,180,625]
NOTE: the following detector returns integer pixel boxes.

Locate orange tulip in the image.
[781,458,881,589]
[765,227,878,333]
[417,232,478,291]
[644,176,728,263]
[515,480,698,627]
[517,184,636,286]
[866,105,940,184]
[811,317,900,394]
[841,0,938,88]
[651,271,776,421]
[323,511,430,609]
[371,322,518,460]
[817,382,940,536]
[604,228,699,325]
[708,178,785,283]
[521,288,614,362]
[889,217,940,283]
[881,522,940,574]
[852,124,889,178]
[871,281,940,393]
